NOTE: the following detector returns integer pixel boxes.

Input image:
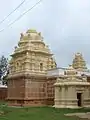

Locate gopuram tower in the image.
[72,52,87,71]
[7,29,56,106]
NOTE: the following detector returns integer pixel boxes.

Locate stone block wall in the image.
[0,88,7,101]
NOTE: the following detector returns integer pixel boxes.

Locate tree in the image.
[0,56,9,85]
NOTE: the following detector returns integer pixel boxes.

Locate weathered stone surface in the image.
[7,29,56,106]
[54,56,90,108]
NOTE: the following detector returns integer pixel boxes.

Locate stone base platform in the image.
[7,98,54,106]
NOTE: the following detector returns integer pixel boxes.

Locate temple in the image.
[47,53,90,108]
[7,29,90,108]
[54,65,90,108]
[7,29,56,106]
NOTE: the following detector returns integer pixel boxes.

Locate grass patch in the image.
[0,104,89,120]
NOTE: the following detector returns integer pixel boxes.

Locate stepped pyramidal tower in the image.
[72,52,87,71]
[7,29,56,106]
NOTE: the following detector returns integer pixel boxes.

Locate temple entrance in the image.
[77,93,82,107]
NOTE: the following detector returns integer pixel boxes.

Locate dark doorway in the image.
[77,93,82,107]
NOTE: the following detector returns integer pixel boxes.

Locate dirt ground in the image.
[65,112,90,119]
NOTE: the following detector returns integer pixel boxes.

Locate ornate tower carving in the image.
[54,64,90,108]
[72,53,87,70]
[9,29,56,75]
[7,29,56,106]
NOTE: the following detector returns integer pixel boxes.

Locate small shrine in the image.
[54,53,90,108]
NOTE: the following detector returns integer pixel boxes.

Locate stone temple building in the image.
[54,65,90,108]
[48,52,90,108]
[7,29,56,106]
[7,29,90,108]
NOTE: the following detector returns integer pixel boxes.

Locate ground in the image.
[0,103,90,120]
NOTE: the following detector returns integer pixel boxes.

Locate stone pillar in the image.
[60,86,66,107]
[66,86,78,108]
[54,85,67,108]
[83,86,90,107]
[54,86,61,106]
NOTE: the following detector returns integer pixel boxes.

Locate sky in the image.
[0,0,90,68]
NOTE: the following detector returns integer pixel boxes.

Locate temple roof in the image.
[65,65,77,76]
[26,29,37,33]
[11,29,53,56]
[72,52,87,70]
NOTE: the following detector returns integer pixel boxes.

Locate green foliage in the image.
[0,55,8,85]
[0,103,12,116]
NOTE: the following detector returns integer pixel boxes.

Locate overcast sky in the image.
[0,0,90,68]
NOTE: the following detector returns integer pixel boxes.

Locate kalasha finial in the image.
[75,52,82,56]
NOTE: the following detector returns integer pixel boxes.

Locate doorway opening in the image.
[77,93,82,107]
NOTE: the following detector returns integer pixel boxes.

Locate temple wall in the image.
[7,76,56,106]
[54,86,78,108]
[24,78,47,106]
[46,78,56,105]
[7,79,25,98]
[83,86,90,107]
[54,84,90,108]
[7,78,25,106]
[0,88,7,101]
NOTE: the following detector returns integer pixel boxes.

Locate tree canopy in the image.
[0,55,9,85]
